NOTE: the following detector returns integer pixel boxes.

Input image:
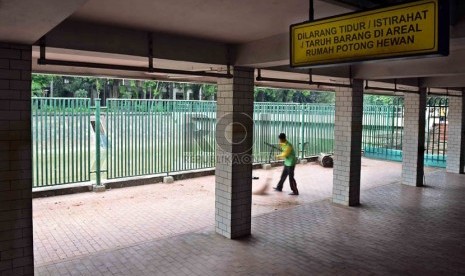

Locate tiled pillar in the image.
[215,67,254,239]
[0,43,33,275]
[446,96,465,174]
[402,89,427,186]
[332,79,364,206]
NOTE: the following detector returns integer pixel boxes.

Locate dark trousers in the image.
[276,166,299,194]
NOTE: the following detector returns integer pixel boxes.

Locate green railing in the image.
[105,100,216,179]
[32,98,92,187]
[362,104,404,162]
[425,97,449,167]
[32,97,448,187]
[253,103,334,163]
[361,97,449,168]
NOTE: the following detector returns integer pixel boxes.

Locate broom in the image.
[253,177,272,195]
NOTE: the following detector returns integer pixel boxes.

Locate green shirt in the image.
[279,141,297,167]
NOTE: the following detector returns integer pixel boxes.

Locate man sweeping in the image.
[273,133,299,195]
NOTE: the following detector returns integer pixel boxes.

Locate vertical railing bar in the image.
[78,99,81,182]
[129,100,132,176]
[442,99,448,161]
[121,100,124,178]
[107,100,110,178]
[137,101,140,175]
[87,98,91,181]
[33,99,38,187]
[57,99,62,183]
[95,99,101,186]
[52,99,57,184]
[133,101,137,176]
[135,101,138,175]
[68,100,75,182]
[137,101,141,175]
[431,98,437,162]
[142,101,146,175]
[125,100,129,177]
[126,100,130,175]
[108,100,112,179]
[44,99,49,186]
[58,99,63,183]
[125,100,128,177]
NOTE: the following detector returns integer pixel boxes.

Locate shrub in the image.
[74,89,88,98]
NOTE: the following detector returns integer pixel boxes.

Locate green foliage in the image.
[144,80,159,98]
[118,85,132,99]
[32,81,45,97]
[364,95,402,105]
[32,74,397,105]
[31,74,53,97]
[32,74,96,97]
[74,89,88,98]
[254,87,334,103]
[201,84,217,100]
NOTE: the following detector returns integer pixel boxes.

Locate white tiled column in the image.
[332,79,364,206]
[0,43,33,275]
[446,96,464,174]
[215,67,254,239]
[402,89,427,186]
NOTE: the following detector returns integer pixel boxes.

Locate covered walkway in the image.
[35,170,465,275]
[1,0,465,274]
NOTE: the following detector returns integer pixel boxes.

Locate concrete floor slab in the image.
[34,159,444,274]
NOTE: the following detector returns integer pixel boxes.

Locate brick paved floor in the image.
[34,159,453,275]
[33,158,404,266]
[34,169,465,275]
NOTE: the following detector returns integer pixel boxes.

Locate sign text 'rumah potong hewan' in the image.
[290,0,449,67]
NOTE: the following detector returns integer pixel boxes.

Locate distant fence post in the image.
[300,104,305,159]
[95,99,102,186]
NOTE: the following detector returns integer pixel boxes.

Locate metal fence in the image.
[253,103,335,163]
[32,98,92,187]
[105,99,216,179]
[32,97,449,187]
[362,99,404,162]
[425,97,449,167]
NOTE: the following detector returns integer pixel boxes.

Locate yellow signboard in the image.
[290,0,449,67]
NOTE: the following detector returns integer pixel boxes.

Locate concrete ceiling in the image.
[1,0,463,92]
[69,0,351,43]
[0,0,89,44]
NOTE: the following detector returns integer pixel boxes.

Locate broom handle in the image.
[265,142,281,163]
[264,142,281,151]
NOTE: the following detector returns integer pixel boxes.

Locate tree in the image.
[253,87,334,103]
[143,80,159,99]
[31,74,53,97]
[202,84,217,100]
[74,89,88,98]
[119,85,132,99]
[190,84,202,100]
[31,73,343,104]
[364,95,401,105]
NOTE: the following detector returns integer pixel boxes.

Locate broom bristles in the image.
[253,177,272,195]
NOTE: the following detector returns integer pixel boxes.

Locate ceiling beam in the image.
[44,20,230,66]
[352,46,465,80]
[421,75,465,88]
